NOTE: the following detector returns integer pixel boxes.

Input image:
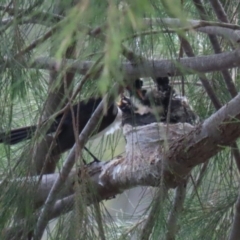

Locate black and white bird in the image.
[119,77,198,126]
[0,97,122,157]
[118,95,160,126]
[119,79,164,126]
[155,76,198,125]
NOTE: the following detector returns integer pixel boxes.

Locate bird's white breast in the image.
[90,107,122,140]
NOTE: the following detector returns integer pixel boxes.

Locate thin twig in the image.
[33,84,119,240]
[166,180,187,240]
[140,187,168,240]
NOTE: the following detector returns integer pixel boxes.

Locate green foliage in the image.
[0,0,240,239]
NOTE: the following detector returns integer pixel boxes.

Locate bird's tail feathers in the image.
[0,125,37,145]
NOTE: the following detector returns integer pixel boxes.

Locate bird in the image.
[119,78,166,126]
[119,77,198,126]
[118,95,160,126]
[154,76,198,125]
[0,97,122,158]
[125,79,164,116]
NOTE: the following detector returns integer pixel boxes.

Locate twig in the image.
[229,189,240,240]
[143,18,240,30]
[0,0,42,34]
[193,0,240,175]
[140,188,168,240]
[33,84,119,240]
[166,180,187,240]
[123,25,240,44]
[14,25,58,59]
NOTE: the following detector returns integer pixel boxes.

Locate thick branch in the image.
[81,92,240,190]
[3,48,240,80]
[8,93,240,208]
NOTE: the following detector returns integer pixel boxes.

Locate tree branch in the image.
[3,48,240,80]
[229,189,240,240]
[6,92,240,204]
[144,18,240,31]
[166,180,187,240]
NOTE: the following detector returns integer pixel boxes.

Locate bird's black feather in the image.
[0,98,119,156]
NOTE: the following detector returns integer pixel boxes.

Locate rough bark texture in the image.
[99,122,195,188]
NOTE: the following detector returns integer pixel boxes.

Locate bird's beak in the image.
[117,93,124,107]
[117,101,122,107]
